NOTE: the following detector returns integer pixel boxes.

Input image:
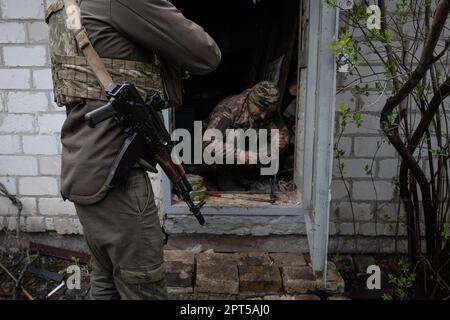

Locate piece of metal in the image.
[29,242,90,264]
[206,192,276,204]
[27,266,65,283]
[46,281,66,299]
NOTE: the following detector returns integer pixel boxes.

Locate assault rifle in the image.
[85,81,205,225]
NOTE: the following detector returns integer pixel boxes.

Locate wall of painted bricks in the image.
[0,0,442,251]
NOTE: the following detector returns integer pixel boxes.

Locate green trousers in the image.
[75,168,167,300]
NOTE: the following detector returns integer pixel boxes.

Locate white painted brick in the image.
[359,93,388,112]
[334,137,352,157]
[6,216,26,231]
[0,155,38,175]
[0,114,35,133]
[25,216,46,232]
[378,159,399,178]
[354,137,396,157]
[0,22,26,43]
[39,156,61,175]
[0,196,36,215]
[345,114,381,134]
[54,218,83,235]
[7,91,48,113]
[377,202,406,223]
[359,223,381,236]
[0,176,16,194]
[338,222,359,235]
[4,46,47,67]
[28,22,48,43]
[32,69,52,89]
[0,135,21,153]
[19,177,58,195]
[39,198,75,216]
[37,113,65,133]
[0,69,30,89]
[331,179,350,200]
[352,180,394,201]
[336,91,357,111]
[1,0,45,19]
[338,202,373,221]
[334,158,375,178]
[44,217,55,230]
[23,135,58,155]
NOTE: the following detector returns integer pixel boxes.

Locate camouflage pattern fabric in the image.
[203,88,290,161]
[248,81,280,112]
[51,55,164,104]
[46,0,163,105]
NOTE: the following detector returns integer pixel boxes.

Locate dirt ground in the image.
[0,247,90,300]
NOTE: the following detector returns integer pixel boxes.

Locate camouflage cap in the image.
[248,81,280,113]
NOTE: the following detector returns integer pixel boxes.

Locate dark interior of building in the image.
[172,0,299,196]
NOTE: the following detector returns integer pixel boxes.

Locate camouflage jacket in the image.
[202,89,290,161]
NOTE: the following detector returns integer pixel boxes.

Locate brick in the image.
[378,159,399,178]
[331,179,350,200]
[334,136,352,157]
[38,198,75,216]
[0,135,21,153]
[39,156,61,175]
[336,91,357,111]
[0,176,16,194]
[338,222,359,235]
[164,250,194,288]
[7,91,48,113]
[32,69,53,89]
[196,252,238,266]
[4,46,47,67]
[25,216,46,232]
[1,0,45,19]
[236,252,271,266]
[352,180,394,201]
[37,114,65,134]
[359,223,379,236]
[0,114,35,133]
[338,202,373,221]
[0,22,26,43]
[19,177,58,195]
[282,266,317,293]
[269,253,307,267]
[239,265,282,292]
[0,69,30,89]
[359,93,388,112]
[23,135,58,155]
[0,196,36,215]
[334,158,375,178]
[0,155,38,175]
[354,137,396,157]
[27,22,48,43]
[53,218,83,235]
[345,114,381,135]
[196,263,239,294]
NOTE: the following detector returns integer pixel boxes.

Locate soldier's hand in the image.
[278,135,289,150]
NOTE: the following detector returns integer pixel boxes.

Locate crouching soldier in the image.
[202,81,289,190]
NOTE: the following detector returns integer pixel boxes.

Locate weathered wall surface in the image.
[0,0,438,253]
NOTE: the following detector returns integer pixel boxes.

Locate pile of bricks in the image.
[164,250,348,300]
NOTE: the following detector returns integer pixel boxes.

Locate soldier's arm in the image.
[110,0,221,75]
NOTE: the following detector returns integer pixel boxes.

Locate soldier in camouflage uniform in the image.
[202,81,289,189]
[46,0,220,300]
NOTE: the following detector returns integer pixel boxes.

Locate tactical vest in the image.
[45,0,164,106]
